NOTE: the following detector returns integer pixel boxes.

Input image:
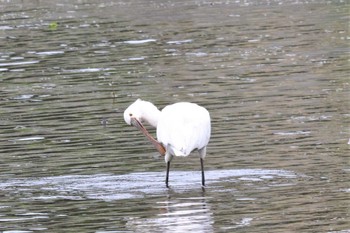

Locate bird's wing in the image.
[157,103,211,156]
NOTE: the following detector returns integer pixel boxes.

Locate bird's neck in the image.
[141,102,161,128]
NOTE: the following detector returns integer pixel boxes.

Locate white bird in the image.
[124,99,211,187]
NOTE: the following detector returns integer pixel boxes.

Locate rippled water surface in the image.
[0,0,349,232]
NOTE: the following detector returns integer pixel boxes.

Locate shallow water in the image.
[0,0,349,232]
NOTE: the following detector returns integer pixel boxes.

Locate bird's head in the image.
[123,99,144,127]
[123,99,166,156]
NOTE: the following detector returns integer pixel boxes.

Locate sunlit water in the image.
[0,0,349,232]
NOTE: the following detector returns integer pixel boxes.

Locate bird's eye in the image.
[129,113,133,116]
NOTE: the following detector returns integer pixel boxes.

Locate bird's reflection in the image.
[126,192,214,233]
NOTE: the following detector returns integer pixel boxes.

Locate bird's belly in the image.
[167,144,195,157]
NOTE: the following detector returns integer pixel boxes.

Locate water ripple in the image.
[0,169,299,201]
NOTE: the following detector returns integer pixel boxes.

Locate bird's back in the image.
[156,102,211,157]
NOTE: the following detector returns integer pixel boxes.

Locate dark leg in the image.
[166,161,170,188]
[200,158,205,187]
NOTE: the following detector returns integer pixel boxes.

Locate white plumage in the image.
[124,99,211,187]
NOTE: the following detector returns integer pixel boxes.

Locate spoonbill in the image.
[124,99,211,187]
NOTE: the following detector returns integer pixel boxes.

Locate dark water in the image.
[0,0,349,232]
